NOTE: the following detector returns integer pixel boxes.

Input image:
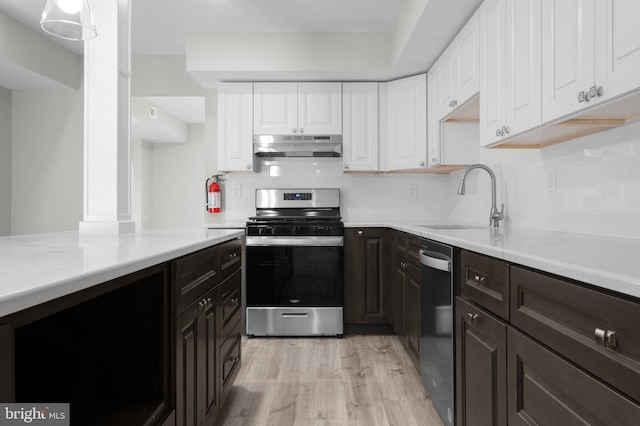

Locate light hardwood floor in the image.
[217,334,445,426]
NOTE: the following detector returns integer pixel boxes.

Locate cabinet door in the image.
[176,302,201,426]
[508,327,640,426]
[176,287,219,426]
[427,71,443,167]
[342,83,379,172]
[386,74,427,171]
[217,82,254,172]
[456,11,480,106]
[253,82,297,135]
[344,228,391,324]
[436,47,457,120]
[405,261,421,371]
[479,0,507,147]
[455,298,507,426]
[394,255,407,339]
[542,0,596,122]
[202,288,219,426]
[596,0,640,102]
[297,82,342,135]
[505,0,542,137]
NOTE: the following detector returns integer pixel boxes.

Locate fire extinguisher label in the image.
[208,192,221,213]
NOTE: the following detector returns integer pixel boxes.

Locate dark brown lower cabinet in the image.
[175,283,219,426]
[174,238,243,426]
[507,327,640,425]
[405,261,421,367]
[344,228,391,324]
[455,298,507,426]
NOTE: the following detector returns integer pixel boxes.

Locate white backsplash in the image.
[211,121,640,239]
[447,120,640,239]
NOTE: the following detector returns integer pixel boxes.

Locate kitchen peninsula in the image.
[0,229,243,426]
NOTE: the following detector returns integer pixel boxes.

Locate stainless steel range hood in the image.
[253,135,342,158]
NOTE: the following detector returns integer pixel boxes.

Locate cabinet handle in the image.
[467,313,479,323]
[246,164,252,170]
[473,275,487,286]
[419,161,425,167]
[228,253,238,260]
[231,298,239,307]
[198,299,206,310]
[292,128,298,133]
[357,230,363,237]
[503,126,510,135]
[585,85,604,102]
[299,128,304,134]
[595,328,617,349]
[344,164,350,170]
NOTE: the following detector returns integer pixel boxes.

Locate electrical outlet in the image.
[546,168,557,192]
[408,184,418,199]
[231,183,242,199]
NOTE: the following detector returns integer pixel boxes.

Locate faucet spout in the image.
[457,164,504,228]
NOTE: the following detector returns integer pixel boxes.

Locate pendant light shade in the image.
[40,0,97,41]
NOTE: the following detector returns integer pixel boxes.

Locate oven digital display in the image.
[284,192,312,201]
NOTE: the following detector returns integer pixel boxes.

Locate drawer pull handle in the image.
[467,313,479,323]
[230,298,239,307]
[473,275,487,286]
[595,328,617,349]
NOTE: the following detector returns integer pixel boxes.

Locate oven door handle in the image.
[246,236,344,247]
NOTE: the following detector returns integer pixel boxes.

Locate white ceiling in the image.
[0,0,481,124]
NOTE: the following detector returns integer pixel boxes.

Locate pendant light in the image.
[40,0,97,41]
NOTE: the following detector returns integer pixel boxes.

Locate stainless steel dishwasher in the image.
[419,239,454,425]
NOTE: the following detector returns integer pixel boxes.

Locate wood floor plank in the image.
[217,334,444,426]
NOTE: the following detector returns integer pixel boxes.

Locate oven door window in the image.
[246,245,344,307]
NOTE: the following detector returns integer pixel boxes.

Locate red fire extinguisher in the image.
[206,176,221,213]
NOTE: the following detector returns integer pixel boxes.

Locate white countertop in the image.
[347,222,640,300]
[0,229,244,318]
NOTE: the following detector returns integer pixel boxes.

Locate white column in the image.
[79,0,135,235]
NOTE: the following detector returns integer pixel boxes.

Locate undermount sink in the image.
[418,224,488,229]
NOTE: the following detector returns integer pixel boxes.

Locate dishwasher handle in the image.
[419,249,452,272]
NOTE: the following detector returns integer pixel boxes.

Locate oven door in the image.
[245,235,344,336]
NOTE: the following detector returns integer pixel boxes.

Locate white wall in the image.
[11,89,83,235]
[0,87,10,236]
[150,124,209,229]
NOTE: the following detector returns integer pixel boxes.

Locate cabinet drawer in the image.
[220,270,241,343]
[173,246,219,313]
[511,266,640,404]
[219,238,242,282]
[460,250,509,320]
[508,327,640,425]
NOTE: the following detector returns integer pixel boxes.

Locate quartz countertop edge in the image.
[347,223,640,300]
[0,229,244,318]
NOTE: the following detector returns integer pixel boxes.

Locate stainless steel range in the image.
[245,188,344,337]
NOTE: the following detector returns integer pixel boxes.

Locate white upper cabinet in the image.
[342,82,379,172]
[541,0,596,122]
[434,10,480,121]
[253,82,342,135]
[217,82,254,172]
[385,74,427,171]
[597,0,640,103]
[480,0,541,147]
[542,0,640,123]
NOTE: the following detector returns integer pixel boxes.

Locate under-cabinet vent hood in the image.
[253,135,342,158]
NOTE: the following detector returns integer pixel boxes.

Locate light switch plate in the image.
[546,168,557,192]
